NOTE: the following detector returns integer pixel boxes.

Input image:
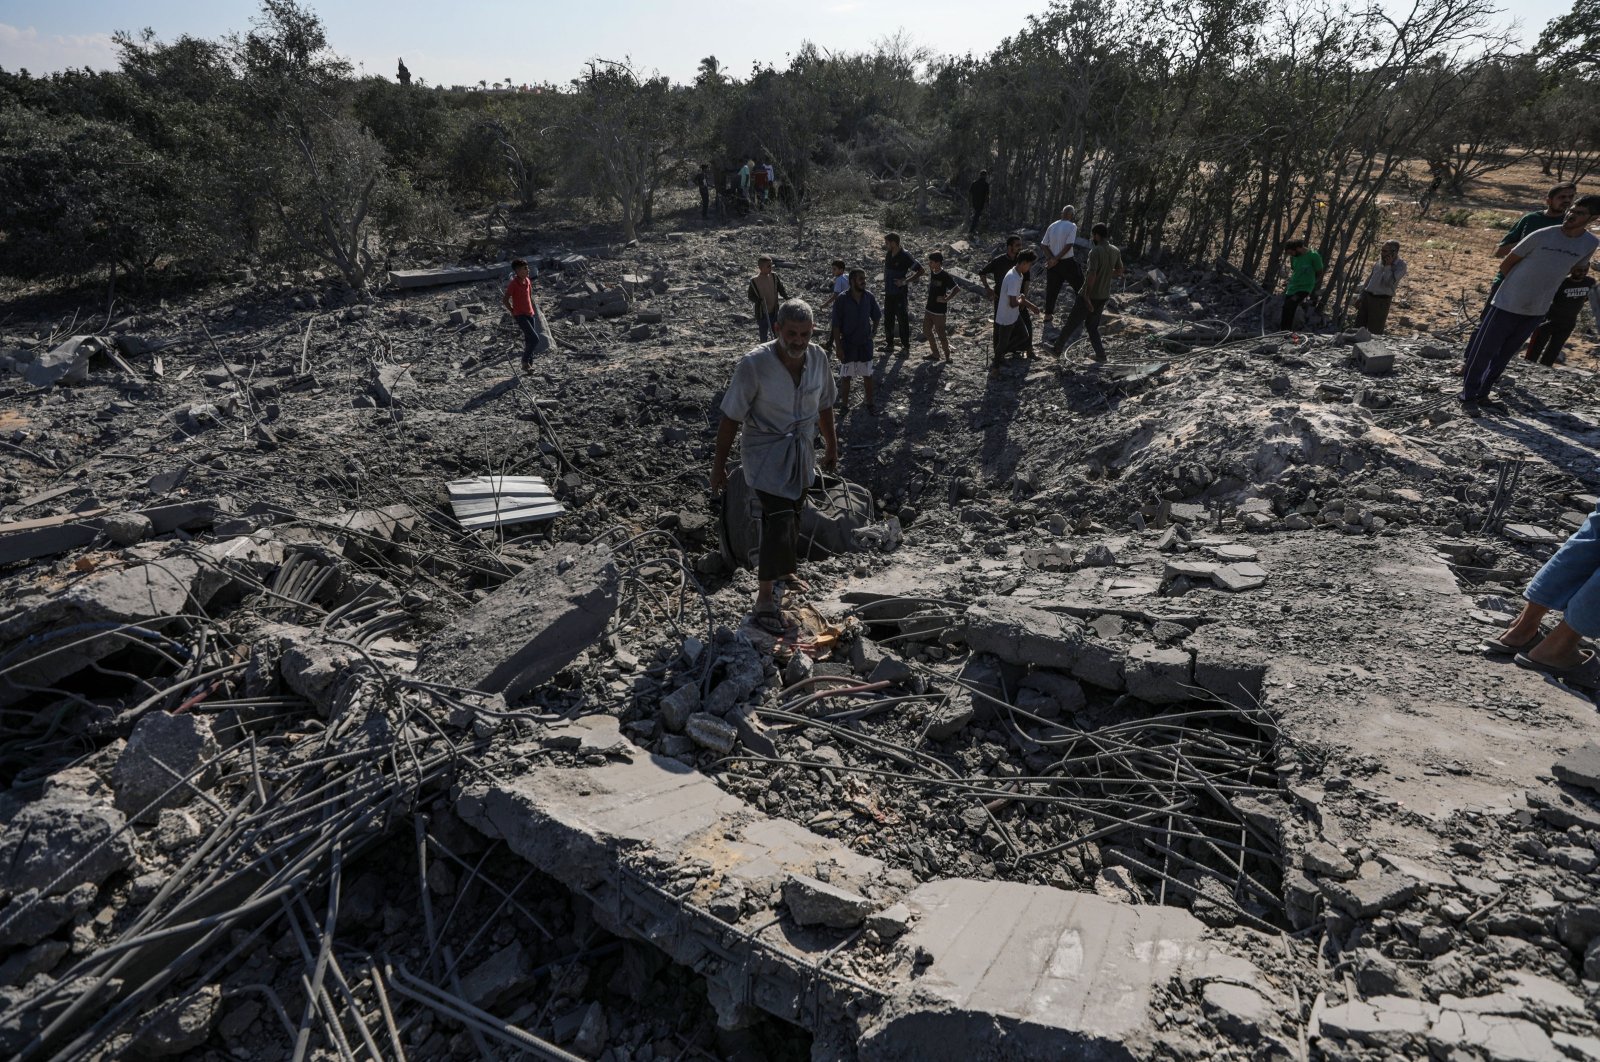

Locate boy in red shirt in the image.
[501,259,543,371]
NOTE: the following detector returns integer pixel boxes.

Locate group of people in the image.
[694,160,779,220]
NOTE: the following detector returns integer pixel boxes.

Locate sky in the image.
[0,0,1572,87]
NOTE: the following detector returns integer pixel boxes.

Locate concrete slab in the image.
[389,264,509,289]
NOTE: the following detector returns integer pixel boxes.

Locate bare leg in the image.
[755,580,777,612]
[863,376,877,411]
[1496,602,1549,648]
[837,377,852,407]
[1524,620,1585,668]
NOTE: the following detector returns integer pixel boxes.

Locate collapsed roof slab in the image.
[457,724,1255,1059]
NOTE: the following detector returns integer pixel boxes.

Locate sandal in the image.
[1514,648,1600,691]
[752,607,787,636]
[779,575,811,595]
[1482,631,1543,657]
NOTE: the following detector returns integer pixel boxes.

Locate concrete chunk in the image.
[1354,339,1395,375]
[23,335,92,387]
[1320,872,1417,917]
[1553,742,1600,794]
[963,598,1087,669]
[417,543,618,701]
[1123,642,1193,703]
[113,711,221,823]
[0,781,136,897]
[685,712,737,754]
[783,874,874,928]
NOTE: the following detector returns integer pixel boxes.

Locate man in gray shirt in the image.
[1460,195,1600,414]
[712,299,839,634]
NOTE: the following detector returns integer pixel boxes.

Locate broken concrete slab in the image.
[1212,562,1268,592]
[368,363,417,407]
[1553,742,1600,794]
[1123,642,1193,704]
[782,874,874,929]
[1320,872,1417,917]
[389,263,510,289]
[416,543,618,702]
[128,984,221,1058]
[112,711,221,823]
[962,598,1088,670]
[0,780,136,898]
[22,336,93,388]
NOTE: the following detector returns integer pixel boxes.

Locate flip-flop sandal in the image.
[1482,632,1543,657]
[752,607,787,636]
[779,575,812,595]
[1514,649,1600,691]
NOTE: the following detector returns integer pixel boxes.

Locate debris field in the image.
[1,211,1599,1061]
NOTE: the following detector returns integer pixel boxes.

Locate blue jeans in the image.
[514,314,542,360]
[1527,501,1600,636]
[1460,305,1541,402]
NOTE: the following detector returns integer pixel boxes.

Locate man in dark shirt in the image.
[831,268,883,414]
[968,170,990,236]
[881,233,924,356]
[695,164,712,219]
[980,236,1034,355]
[923,251,959,361]
[1523,260,1595,367]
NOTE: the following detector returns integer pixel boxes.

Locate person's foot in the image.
[1478,398,1509,414]
[521,357,533,372]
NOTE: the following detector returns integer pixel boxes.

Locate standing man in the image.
[881,233,925,356]
[968,170,990,237]
[1489,183,1579,309]
[923,251,959,361]
[746,255,789,343]
[1279,238,1325,333]
[830,268,882,414]
[712,300,838,636]
[1051,222,1124,361]
[739,159,754,208]
[1354,240,1407,335]
[1041,205,1082,327]
[695,163,712,220]
[980,236,1034,356]
[1460,195,1600,413]
[993,250,1041,378]
[501,258,544,372]
[1523,260,1596,367]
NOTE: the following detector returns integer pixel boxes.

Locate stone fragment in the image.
[128,985,220,1058]
[1212,562,1268,592]
[572,1001,607,1056]
[0,783,135,898]
[963,599,1087,669]
[368,363,417,407]
[925,696,975,740]
[1201,982,1274,1043]
[1317,995,1433,1046]
[1122,642,1192,704]
[685,713,737,754]
[0,939,69,988]
[659,683,699,732]
[1080,543,1118,567]
[1550,846,1598,874]
[783,873,874,929]
[706,636,765,714]
[113,711,220,823]
[97,511,153,546]
[1302,841,1356,880]
[23,336,92,387]
[456,942,534,1009]
[1321,872,1418,917]
[1554,903,1600,951]
[416,543,618,701]
[867,902,911,939]
[1586,937,1600,980]
[1094,866,1143,903]
[1018,670,1086,716]
[0,883,98,948]
[1354,948,1420,998]
[1163,559,1218,582]
[868,655,914,686]
[1354,339,1395,375]
[1553,742,1600,793]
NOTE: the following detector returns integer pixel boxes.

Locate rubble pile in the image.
[1,209,1598,1060]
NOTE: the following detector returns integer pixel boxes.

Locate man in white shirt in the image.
[1040,205,1082,327]
[1354,240,1407,335]
[1460,195,1600,414]
[992,250,1041,378]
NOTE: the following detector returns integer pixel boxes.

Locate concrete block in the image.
[685,712,737,754]
[0,782,135,899]
[963,598,1087,670]
[659,683,699,732]
[369,363,417,407]
[1553,742,1600,794]
[416,543,618,701]
[389,263,508,289]
[113,711,220,823]
[782,874,874,928]
[1069,637,1126,690]
[1354,339,1395,375]
[1123,642,1192,704]
[1320,872,1417,917]
[23,336,92,387]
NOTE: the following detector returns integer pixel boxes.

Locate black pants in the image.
[699,187,710,217]
[1044,259,1083,317]
[884,292,911,350]
[968,203,986,235]
[1525,319,1577,366]
[755,489,803,581]
[1054,296,1107,359]
[1280,291,1312,332]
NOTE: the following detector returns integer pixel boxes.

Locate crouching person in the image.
[711,299,839,635]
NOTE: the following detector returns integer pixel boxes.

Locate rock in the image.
[1417,343,1455,360]
[456,942,534,1009]
[1212,562,1268,591]
[1018,670,1086,716]
[1317,995,1433,1047]
[113,711,220,824]
[416,543,619,702]
[23,336,92,387]
[783,651,814,686]
[0,940,68,988]
[1302,841,1356,880]
[685,713,737,754]
[0,782,136,898]
[0,883,98,948]
[1080,543,1118,567]
[1553,742,1600,793]
[782,873,874,928]
[97,511,153,546]
[867,655,914,686]
[1163,559,1218,582]
[1321,872,1418,917]
[659,683,700,732]
[1418,925,1452,956]
[128,985,220,1058]
[1554,903,1600,951]
[963,598,1087,670]
[1586,937,1600,980]
[1122,642,1192,704]
[1094,866,1143,903]
[1549,845,1598,874]
[273,628,355,715]
[925,695,976,740]
[368,363,417,407]
[849,635,886,677]
[1201,982,1274,1043]
[1354,339,1394,375]
[216,1001,261,1040]
[705,636,765,714]
[1354,948,1420,998]
[572,1002,607,1057]
[867,902,912,939]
